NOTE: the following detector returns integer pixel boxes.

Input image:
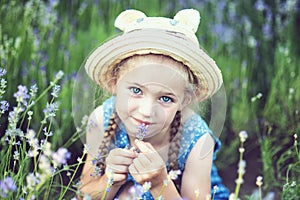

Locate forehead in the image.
[118,63,188,94]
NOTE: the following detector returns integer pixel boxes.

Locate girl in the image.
[79,9,229,199]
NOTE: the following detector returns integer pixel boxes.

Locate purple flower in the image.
[0,68,6,77]
[262,10,273,40]
[43,102,59,118]
[211,24,235,44]
[52,148,71,166]
[0,177,16,198]
[0,100,9,113]
[254,0,268,11]
[30,84,38,98]
[129,185,144,198]
[51,84,61,98]
[136,123,148,140]
[13,85,30,105]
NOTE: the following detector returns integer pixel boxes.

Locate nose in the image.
[138,97,154,117]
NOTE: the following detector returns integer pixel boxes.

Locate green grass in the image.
[0,0,299,199]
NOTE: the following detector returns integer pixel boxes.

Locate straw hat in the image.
[85,9,223,101]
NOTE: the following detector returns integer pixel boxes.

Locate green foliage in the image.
[1,0,299,198]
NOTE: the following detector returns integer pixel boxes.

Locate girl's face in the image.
[114,56,190,138]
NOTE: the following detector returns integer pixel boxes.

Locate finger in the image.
[108,155,135,166]
[134,139,153,153]
[136,153,151,166]
[144,142,156,152]
[113,173,127,182]
[128,164,144,184]
[128,163,138,175]
[114,148,137,158]
[107,164,129,173]
[133,155,157,174]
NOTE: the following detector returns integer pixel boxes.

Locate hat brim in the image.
[85,29,223,101]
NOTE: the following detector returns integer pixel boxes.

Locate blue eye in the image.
[160,96,173,103]
[130,87,142,95]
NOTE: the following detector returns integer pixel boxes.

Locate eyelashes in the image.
[130,87,142,95]
[159,96,173,103]
[129,86,175,104]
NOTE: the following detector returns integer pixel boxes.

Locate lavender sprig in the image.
[136,123,148,140]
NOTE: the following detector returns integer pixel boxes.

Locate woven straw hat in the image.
[85,9,223,101]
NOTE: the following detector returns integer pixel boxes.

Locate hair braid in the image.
[96,111,119,173]
[168,111,182,170]
[167,111,183,190]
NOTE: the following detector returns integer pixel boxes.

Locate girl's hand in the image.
[105,148,137,186]
[128,139,168,188]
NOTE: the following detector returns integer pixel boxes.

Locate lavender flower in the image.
[168,169,181,180]
[29,84,38,98]
[0,177,17,198]
[254,0,268,11]
[52,148,71,167]
[26,173,40,191]
[14,85,30,105]
[43,102,59,118]
[136,123,148,140]
[51,84,61,98]
[238,130,248,142]
[39,155,53,180]
[7,108,20,132]
[0,68,6,77]
[0,100,9,113]
[210,23,235,44]
[43,127,53,137]
[90,166,102,177]
[129,185,144,199]
[0,78,7,98]
[13,150,20,160]
[54,70,64,81]
[142,182,151,192]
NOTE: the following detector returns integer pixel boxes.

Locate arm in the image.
[181,133,214,199]
[79,106,120,199]
[79,106,136,199]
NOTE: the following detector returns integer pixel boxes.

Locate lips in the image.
[132,117,152,126]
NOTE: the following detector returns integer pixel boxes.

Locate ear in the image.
[177,95,192,112]
[182,95,192,108]
[111,85,117,95]
[114,9,147,31]
[173,9,200,33]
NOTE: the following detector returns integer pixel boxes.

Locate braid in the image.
[167,111,183,190]
[96,111,119,173]
[168,111,182,170]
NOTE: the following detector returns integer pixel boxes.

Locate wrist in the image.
[150,179,181,199]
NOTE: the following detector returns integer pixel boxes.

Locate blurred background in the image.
[0,0,299,198]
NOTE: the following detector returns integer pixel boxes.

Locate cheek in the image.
[156,107,178,125]
[116,94,138,115]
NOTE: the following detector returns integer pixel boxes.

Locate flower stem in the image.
[59,153,86,199]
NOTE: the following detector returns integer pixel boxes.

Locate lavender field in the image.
[0,0,299,199]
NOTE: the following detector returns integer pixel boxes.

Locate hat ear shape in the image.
[114,9,147,31]
[174,9,200,33]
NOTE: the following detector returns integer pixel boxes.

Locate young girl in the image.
[79,9,229,199]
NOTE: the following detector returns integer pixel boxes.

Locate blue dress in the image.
[102,96,229,199]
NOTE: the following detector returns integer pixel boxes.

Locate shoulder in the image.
[86,96,116,156]
[85,105,104,157]
[178,109,222,166]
